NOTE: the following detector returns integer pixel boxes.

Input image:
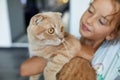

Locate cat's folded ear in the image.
[30,13,46,25]
[55,12,62,17]
[54,12,63,20]
[29,12,62,25]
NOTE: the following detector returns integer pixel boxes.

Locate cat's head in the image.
[27,12,65,46]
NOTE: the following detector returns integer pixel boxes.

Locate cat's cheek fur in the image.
[44,39,62,46]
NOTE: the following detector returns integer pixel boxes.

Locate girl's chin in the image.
[80,29,87,35]
[80,30,90,38]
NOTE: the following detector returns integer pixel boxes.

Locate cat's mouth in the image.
[54,38,65,45]
[61,38,65,43]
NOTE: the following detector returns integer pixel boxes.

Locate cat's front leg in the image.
[44,54,69,80]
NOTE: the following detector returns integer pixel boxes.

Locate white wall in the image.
[7,0,25,41]
[0,0,25,47]
[69,0,90,38]
[0,0,12,47]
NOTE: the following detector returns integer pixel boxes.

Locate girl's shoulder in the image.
[92,38,120,80]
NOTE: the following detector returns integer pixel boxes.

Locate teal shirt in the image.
[92,38,120,80]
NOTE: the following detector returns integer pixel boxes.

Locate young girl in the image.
[20,0,120,79]
[80,0,120,80]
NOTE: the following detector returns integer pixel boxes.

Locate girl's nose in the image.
[86,16,95,26]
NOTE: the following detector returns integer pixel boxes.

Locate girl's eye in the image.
[61,26,64,32]
[88,9,93,14]
[88,6,94,14]
[99,18,107,25]
[48,28,54,34]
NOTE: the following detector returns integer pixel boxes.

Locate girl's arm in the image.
[20,56,47,76]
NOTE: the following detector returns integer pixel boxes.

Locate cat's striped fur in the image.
[27,12,81,80]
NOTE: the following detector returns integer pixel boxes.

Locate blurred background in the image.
[0,0,90,80]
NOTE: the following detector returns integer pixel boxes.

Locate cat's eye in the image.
[61,26,64,32]
[48,28,54,34]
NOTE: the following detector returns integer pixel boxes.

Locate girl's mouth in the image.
[81,23,91,32]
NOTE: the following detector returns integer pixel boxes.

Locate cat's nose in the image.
[59,38,63,40]
[59,38,64,42]
[59,34,64,38]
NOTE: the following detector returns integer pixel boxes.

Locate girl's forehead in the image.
[94,0,114,14]
[92,0,115,20]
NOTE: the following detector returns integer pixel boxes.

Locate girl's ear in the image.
[106,32,118,40]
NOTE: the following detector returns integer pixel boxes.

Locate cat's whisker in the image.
[64,39,71,47]
[63,39,70,50]
[62,42,69,55]
[62,40,70,57]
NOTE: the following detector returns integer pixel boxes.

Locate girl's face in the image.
[80,0,117,42]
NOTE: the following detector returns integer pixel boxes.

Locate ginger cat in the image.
[27,12,95,80]
[27,12,81,80]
